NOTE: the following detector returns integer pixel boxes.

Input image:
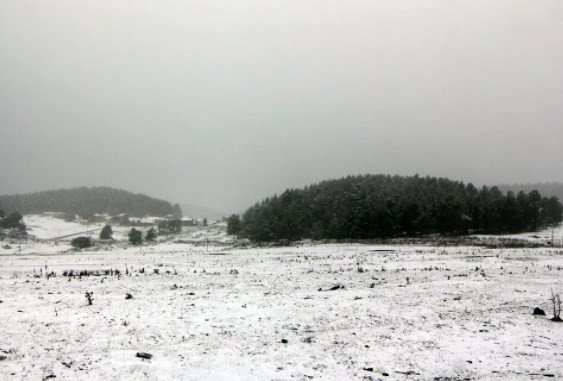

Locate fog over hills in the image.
[180,203,227,220]
[1,1,562,213]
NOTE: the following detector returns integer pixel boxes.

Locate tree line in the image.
[228,174,563,241]
[499,182,563,203]
[0,187,182,219]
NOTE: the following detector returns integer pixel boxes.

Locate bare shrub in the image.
[549,289,562,322]
[85,291,94,306]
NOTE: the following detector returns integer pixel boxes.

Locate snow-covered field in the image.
[0,215,232,256]
[0,218,562,380]
[23,214,145,243]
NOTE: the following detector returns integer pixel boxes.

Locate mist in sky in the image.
[1,0,562,214]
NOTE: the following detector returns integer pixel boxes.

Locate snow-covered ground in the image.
[22,214,132,243]
[0,219,562,380]
[24,214,107,240]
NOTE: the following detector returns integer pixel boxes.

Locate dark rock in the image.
[382,372,389,376]
[136,352,153,359]
[319,284,345,292]
[363,367,374,372]
[0,355,7,361]
[396,370,421,376]
[281,339,288,344]
[328,284,344,291]
[125,293,133,300]
[533,307,546,316]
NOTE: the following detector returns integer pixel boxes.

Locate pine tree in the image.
[146,227,157,242]
[100,224,113,239]
[226,214,241,235]
[128,228,143,245]
[172,204,182,219]
[71,236,92,249]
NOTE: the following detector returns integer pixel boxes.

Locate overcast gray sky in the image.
[1,0,562,214]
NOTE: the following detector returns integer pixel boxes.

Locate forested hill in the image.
[499,183,563,203]
[0,187,182,218]
[230,174,563,242]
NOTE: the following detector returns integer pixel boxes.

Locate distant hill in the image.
[180,203,226,220]
[499,182,563,201]
[233,174,563,241]
[0,187,182,218]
